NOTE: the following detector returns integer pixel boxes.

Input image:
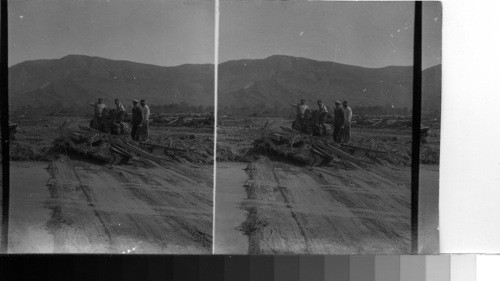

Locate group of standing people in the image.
[332,100,352,143]
[291,98,352,143]
[130,99,150,141]
[88,98,150,141]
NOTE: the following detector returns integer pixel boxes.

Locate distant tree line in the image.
[10,102,214,117]
[218,103,412,117]
[11,101,435,119]
[149,102,214,114]
[218,103,295,117]
[352,104,411,116]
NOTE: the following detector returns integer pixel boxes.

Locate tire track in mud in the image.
[241,159,311,254]
[93,166,212,253]
[46,159,111,252]
[275,183,312,253]
[74,183,115,250]
[112,166,212,252]
[311,166,410,253]
[42,156,212,253]
[239,157,411,254]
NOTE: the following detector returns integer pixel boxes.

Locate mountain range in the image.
[8,55,214,111]
[218,55,441,114]
[8,54,441,114]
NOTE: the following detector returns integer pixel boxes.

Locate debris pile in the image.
[153,134,214,164]
[151,113,214,128]
[48,125,212,165]
[9,142,48,161]
[216,145,250,162]
[248,127,381,167]
[347,135,412,166]
[90,109,129,135]
[420,146,439,164]
[217,117,254,128]
[354,116,431,143]
[8,122,18,139]
[354,115,412,129]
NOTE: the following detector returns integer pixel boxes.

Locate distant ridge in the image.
[8,54,440,114]
[218,55,441,114]
[9,54,215,110]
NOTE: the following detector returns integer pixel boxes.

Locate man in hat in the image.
[291,99,310,128]
[130,99,143,141]
[342,100,353,143]
[332,100,345,143]
[88,98,108,129]
[140,99,150,141]
[114,98,126,122]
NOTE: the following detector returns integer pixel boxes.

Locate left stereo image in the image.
[3,0,215,254]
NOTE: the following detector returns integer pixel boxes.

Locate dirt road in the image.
[216,159,410,254]
[418,164,439,254]
[9,158,212,253]
[7,116,213,253]
[215,116,412,254]
[214,162,249,254]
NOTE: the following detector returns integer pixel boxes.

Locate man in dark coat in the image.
[332,100,345,142]
[131,99,143,141]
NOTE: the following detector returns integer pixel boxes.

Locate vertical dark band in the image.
[411,1,423,254]
[0,0,10,253]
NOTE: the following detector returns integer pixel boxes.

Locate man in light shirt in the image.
[140,99,150,141]
[114,98,126,121]
[291,99,310,128]
[318,100,328,114]
[89,98,107,116]
[342,100,353,143]
[88,98,108,128]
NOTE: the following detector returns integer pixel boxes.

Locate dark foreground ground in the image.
[4,116,213,254]
[215,116,439,254]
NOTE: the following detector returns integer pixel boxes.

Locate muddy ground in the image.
[6,116,213,253]
[215,116,439,254]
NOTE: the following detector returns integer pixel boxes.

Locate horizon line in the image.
[9,53,441,70]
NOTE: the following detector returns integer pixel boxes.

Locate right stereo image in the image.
[214,0,441,255]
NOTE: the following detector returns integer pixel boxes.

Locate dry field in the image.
[6,115,213,253]
[215,115,439,254]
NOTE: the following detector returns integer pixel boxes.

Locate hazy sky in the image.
[8,0,215,67]
[8,0,441,69]
[219,1,442,69]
